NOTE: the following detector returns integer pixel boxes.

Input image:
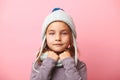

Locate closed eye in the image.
[49,32,55,35]
[61,32,68,35]
[61,31,68,35]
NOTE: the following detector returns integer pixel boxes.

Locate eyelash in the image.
[61,32,68,35]
[49,33,55,35]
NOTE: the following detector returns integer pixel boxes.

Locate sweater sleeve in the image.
[30,58,56,80]
[61,57,87,80]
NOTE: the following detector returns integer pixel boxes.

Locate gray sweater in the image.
[30,57,87,80]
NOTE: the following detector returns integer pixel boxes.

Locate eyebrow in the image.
[47,30,55,32]
[60,29,70,32]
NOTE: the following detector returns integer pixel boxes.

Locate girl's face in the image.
[46,21,72,53]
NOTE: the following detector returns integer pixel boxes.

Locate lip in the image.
[53,44,63,46]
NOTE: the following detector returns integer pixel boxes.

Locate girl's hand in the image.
[47,51,59,61]
[59,50,71,60]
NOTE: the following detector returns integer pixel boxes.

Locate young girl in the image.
[30,8,87,80]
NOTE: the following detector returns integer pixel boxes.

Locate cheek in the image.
[46,36,53,44]
[63,36,71,44]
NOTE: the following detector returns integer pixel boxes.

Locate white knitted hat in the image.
[41,8,77,40]
[33,8,78,72]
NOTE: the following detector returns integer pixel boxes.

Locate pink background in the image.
[0,0,120,80]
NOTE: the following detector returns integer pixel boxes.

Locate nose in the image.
[55,34,61,41]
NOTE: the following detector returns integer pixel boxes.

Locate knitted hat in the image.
[33,8,78,72]
[41,8,77,40]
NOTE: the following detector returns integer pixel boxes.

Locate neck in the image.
[54,51,64,55]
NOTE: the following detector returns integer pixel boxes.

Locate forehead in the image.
[47,21,70,31]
